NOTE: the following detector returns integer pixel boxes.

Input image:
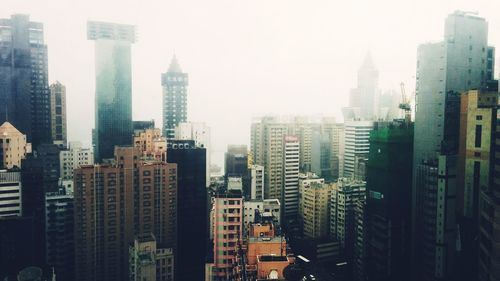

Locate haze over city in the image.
[3,0,500,167]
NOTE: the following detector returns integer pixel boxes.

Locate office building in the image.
[311,129,332,181]
[45,188,74,281]
[74,147,177,281]
[353,199,366,281]
[0,170,22,217]
[320,121,344,181]
[175,122,210,186]
[0,14,51,148]
[87,21,136,162]
[249,164,264,200]
[0,122,31,169]
[289,117,315,172]
[365,121,413,281]
[348,53,380,121]
[283,135,300,224]
[251,117,288,200]
[129,234,174,281]
[166,140,206,281]
[49,81,67,148]
[59,141,94,180]
[412,11,491,281]
[225,145,248,177]
[33,143,61,192]
[211,193,243,280]
[330,178,366,259]
[162,55,188,139]
[341,120,373,178]
[299,181,335,239]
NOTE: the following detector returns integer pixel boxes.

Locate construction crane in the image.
[399,82,411,123]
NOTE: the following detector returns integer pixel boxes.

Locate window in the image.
[475,125,482,148]
[476,115,483,121]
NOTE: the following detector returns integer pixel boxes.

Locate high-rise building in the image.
[456,89,497,281]
[0,14,51,148]
[364,121,413,281]
[49,81,67,148]
[0,216,36,279]
[162,56,188,139]
[133,120,155,134]
[133,128,167,160]
[166,140,206,281]
[33,144,61,192]
[0,122,31,169]
[74,147,177,281]
[330,178,366,260]
[175,122,210,186]
[299,181,334,239]
[211,193,243,280]
[45,188,74,281]
[412,11,491,281]
[341,120,373,178]
[320,120,344,181]
[129,234,174,281]
[478,110,500,281]
[87,21,136,162]
[0,170,22,217]
[249,164,264,200]
[289,117,315,172]
[59,141,94,180]
[225,145,248,177]
[251,117,288,200]
[242,199,280,233]
[283,135,300,224]
[348,54,379,121]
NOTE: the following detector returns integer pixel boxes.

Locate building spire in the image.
[168,54,182,73]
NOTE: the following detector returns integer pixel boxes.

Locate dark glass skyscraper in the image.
[365,121,413,281]
[87,21,136,162]
[166,140,206,281]
[0,14,51,148]
[162,56,188,139]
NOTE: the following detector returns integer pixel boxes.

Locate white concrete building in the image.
[249,164,264,200]
[340,121,373,178]
[0,170,22,217]
[59,141,93,180]
[283,135,299,223]
[243,199,281,233]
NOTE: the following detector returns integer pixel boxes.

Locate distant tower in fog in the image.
[348,53,379,121]
[87,21,136,162]
[49,81,67,148]
[162,55,188,139]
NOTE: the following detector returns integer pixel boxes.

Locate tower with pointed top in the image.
[162,55,189,139]
[347,53,379,121]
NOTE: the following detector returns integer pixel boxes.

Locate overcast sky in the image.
[3,0,500,167]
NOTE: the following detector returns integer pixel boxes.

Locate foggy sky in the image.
[3,0,500,167]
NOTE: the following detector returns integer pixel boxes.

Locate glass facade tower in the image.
[87,21,136,162]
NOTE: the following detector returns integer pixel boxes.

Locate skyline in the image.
[3,0,500,167]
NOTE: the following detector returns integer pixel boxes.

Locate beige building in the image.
[129,233,174,281]
[299,179,334,239]
[0,122,31,169]
[49,81,67,148]
[133,128,167,160]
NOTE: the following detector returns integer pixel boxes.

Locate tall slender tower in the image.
[412,11,490,281]
[348,54,379,121]
[49,81,67,148]
[162,55,188,139]
[0,14,51,147]
[87,21,136,162]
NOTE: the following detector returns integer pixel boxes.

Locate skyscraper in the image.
[365,121,413,281]
[74,147,177,281]
[49,81,67,148]
[87,21,136,162]
[412,11,491,281]
[0,122,31,169]
[283,135,300,224]
[340,120,373,178]
[348,54,379,121]
[0,14,52,148]
[162,56,188,139]
[175,122,210,186]
[166,140,206,281]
